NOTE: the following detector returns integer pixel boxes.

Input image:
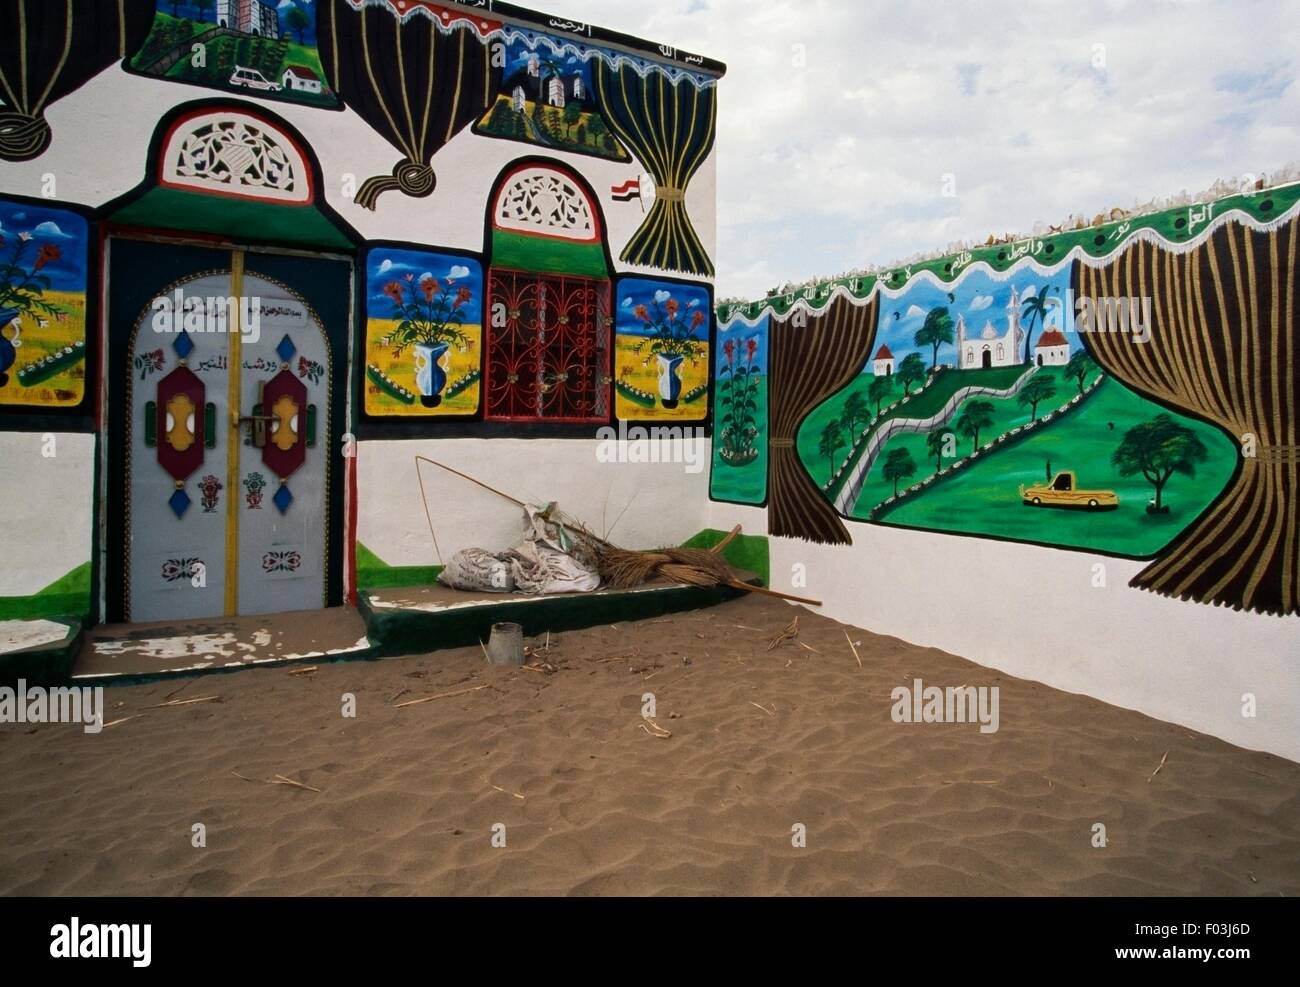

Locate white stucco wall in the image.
[0,431,95,597]
[357,436,713,567]
[709,502,1300,762]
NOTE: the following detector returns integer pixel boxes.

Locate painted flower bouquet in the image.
[382,273,473,356]
[0,231,65,388]
[383,273,474,407]
[632,294,707,409]
[718,335,761,466]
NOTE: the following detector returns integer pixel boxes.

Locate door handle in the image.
[233,410,271,448]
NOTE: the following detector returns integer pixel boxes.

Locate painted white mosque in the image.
[956,288,1025,370]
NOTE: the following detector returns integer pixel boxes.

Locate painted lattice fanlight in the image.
[160,110,313,205]
[494,166,599,241]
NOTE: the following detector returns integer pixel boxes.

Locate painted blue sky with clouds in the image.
[869,265,1075,373]
[0,202,88,293]
[366,248,482,318]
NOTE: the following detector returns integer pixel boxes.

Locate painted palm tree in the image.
[1020,284,1055,363]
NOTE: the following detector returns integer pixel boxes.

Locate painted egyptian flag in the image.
[0,0,155,162]
[317,0,504,209]
[611,179,641,202]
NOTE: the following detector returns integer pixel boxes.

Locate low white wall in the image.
[709,502,1300,762]
[359,436,713,567]
[0,431,95,597]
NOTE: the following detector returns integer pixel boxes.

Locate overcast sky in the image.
[552,0,1300,300]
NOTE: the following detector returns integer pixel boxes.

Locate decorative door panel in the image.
[114,247,336,623]
[485,270,610,421]
[126,271,232,622]
[234,273,331,616]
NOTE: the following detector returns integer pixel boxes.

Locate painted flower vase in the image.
[656,352,684,409]
[0,312,21,388]
[414,340,450,408]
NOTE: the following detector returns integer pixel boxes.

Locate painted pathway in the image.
[833,366,1040,515]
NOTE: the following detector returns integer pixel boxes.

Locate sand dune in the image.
[1,594,1297,896]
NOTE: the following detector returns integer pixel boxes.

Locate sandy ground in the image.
[1,594,1297,896]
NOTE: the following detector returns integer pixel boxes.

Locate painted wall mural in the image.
[474,36,629,162]
[614,278,710,422]
[364,247,483,416]
[710,314,767,504]
[714,185,1300,615]
[0,201,89,408]
[128,1,338,109]
[0,0,155,161]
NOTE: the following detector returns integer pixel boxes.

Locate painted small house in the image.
[1034,328,1070,365]
[872,344,894,376]
[282,66,323,94]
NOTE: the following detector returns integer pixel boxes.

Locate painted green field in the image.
[844,366,1081,516]
[710,383,768,504]
[878,378,1237,556]
[799,363,1030,491]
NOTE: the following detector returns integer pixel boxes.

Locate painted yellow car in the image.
[1020,471,1119,511]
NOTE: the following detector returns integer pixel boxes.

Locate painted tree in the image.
[882,446,917,497]
[564,99,582,139]
[818,420,845,476]
[1020,284,1055,363]
[842,391,869,435]
[914,306,954,369]
[925,428,951,472]
[1112,413,1209,513]
[1064,348,1095,394]
[194,0,213,24]
[1016,374,1057,421]
[955,399,996,451]
[286,5,311,44]
[897,352,926,395]
[867,373,893,415]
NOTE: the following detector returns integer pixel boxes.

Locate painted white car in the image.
[229,66,281,92]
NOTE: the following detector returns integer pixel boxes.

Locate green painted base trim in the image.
[356,542,444,590]
[681,529,769,587]
[0,616,83,688]
[359,578,756,659]
[0,562,92,621]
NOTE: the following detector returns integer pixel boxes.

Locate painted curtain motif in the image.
[796,265,1236,557]
[0,0,155,162]
[710,314,767,504]
[475,37,629,162]
[0,201,88,408]
[129,1,338,108]
[614,278,709,422]
[364,248,482,416]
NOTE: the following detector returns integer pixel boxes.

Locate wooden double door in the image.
[105,239,350,623]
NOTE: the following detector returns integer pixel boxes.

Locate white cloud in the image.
[448,265,470,280]
[654,290,670,302]
[904,304,926,319]
[377,258,393,273]
[968,295,993,311]
[549,0,1300,299]
[32,221,70,238]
